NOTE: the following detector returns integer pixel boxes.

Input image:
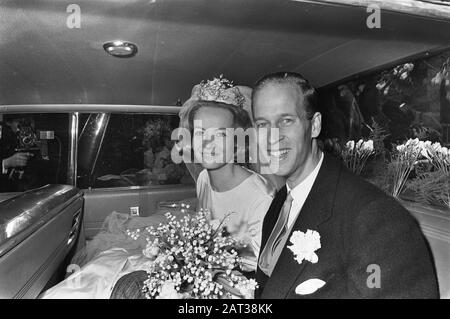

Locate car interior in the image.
[0,0,449,298]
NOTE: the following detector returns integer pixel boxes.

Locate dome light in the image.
[103,40,138,58]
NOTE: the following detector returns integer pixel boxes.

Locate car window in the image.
[318,50,450,210]
[319,52,450,147]
[77,113,193,189]
[0,113,70,193]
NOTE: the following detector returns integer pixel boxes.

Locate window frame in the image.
[1,104,181,189]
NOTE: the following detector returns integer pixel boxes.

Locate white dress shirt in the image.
[286,152,324,228]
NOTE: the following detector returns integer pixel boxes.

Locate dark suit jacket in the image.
[256,153,439,298]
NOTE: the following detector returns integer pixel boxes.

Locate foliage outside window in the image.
[319,50,450,210]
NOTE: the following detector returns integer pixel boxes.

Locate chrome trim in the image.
[77,113,110,185]
[82,183,195,194]
[67,113,79,186]
[0,104,181,114]
[90,113,109,179]
[303,0,450,21]
[0,184,82,257]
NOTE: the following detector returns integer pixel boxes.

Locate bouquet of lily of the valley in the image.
[341,139,375,175]
[126,210,258,299]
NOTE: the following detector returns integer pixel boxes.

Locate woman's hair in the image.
[186,100,253,165]
[187,100,252,132]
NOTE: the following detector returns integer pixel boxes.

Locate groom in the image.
[252,72,439,298]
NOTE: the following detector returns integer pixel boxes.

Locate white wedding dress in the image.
[40,170,275,299]
[40,248,151,299]
[39,202,196,299]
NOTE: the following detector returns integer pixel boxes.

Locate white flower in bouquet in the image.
[234,279,259,299]
[356,139,363,150]
[390,138,429,198]
[156,281,184,299]
[341,139,375,175]
[209,219,221,231]
[420,141,432,159]
[346,140,355,151]
[361,140,374,152]
[421,141,450,174]
[406,139,450,209]
[396,139,423,160]
[430,142,442,153]
[375,82,384,90]
[396,144,406,153]
[143,240,160,260]
[431,72,444,85]
[127,209,257,299]
[405,138,417,147]
[442,147,450,166]
[431,58,450,86]
[404,63,414,71]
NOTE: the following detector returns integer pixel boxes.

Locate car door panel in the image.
[82,185,196,239]
[0,185,83,298]
[401,200,450,299]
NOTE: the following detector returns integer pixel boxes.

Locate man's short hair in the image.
[252,72,318,119]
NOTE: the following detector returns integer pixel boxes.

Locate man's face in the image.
[253,82,321,181]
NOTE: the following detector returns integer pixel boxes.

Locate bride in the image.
[40,77,278,299]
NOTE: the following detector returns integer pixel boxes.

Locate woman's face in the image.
[193,106,235,170]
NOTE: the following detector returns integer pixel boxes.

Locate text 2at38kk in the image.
[221,303,272,314]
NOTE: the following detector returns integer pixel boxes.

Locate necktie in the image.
[259,192,294,276]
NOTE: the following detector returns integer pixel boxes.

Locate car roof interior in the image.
[1,0,450,106]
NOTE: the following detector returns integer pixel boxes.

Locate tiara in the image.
[197,75,245,108]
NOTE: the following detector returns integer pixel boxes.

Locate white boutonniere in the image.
[287,229,321,264]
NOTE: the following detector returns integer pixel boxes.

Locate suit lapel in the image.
[261,154,341,298]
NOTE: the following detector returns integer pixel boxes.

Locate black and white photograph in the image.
[0,0,449,301]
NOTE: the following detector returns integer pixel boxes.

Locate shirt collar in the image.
[286,152,324,204]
